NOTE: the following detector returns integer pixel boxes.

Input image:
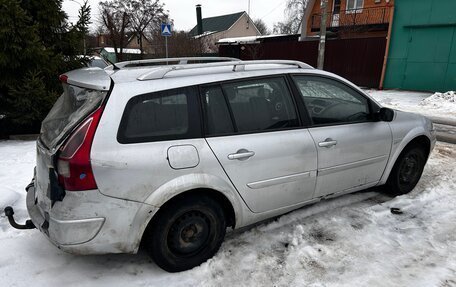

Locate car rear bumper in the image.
[26,180,158,255]
[27,184,105,246]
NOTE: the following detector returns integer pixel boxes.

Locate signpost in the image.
[161,24,172,60]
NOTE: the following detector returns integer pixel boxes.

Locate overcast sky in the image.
[62,0,288,33]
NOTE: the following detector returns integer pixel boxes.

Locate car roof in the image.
[59,58,380,107]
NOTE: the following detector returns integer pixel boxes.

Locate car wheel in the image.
[145,196,226,272]
[387,145,427,195]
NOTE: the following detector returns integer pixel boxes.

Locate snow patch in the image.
[420,91,456,109]
[367,89,456,120]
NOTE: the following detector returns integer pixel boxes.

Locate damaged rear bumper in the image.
[26,183,105,246]
[21,178,159,255]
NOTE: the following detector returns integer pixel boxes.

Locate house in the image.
[300,0,394,39]
[189,5,261,52]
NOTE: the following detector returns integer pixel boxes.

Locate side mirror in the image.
[376,107,394,122]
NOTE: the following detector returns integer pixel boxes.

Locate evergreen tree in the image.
[0,0,90,134]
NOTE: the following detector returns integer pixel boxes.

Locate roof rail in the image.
[114,57,240,69]
[137,60,313,81]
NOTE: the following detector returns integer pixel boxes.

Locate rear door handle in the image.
[228,149,255,161]
[318,138,337,148]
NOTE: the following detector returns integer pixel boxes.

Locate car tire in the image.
[145,196,226,272]
[386,145,427,196]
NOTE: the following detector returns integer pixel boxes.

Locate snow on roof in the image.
[102,47,142,54]
[193,31,218,39]
[217,34,294,44]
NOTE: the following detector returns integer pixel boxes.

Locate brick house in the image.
[300,0,394,39]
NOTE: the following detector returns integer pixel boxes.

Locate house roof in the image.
[102,47,142,54]
[189,11,245,36]
[217,34,300,44]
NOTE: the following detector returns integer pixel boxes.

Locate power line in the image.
[259,0,287,20]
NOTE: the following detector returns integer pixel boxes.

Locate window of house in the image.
[292,76,370,125]
[346,0,364,11]
[118,86,201,143]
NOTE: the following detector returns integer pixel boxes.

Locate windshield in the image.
[40,84,107,148]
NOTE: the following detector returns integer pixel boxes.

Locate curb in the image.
[428,116,456,127]
[436,132,456,144]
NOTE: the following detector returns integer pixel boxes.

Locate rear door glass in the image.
[40,84,107,149]
[221,77,299,133]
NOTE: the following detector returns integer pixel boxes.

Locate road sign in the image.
[161,24,172,37]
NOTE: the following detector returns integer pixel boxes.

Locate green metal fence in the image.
[384,0,456,92]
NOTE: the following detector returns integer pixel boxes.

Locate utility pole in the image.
[317,0,328,70]
[248,0,251,29]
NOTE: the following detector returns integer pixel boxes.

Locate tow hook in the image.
[3,206,36,229]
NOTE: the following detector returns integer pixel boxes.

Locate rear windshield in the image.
[40,84,107,148]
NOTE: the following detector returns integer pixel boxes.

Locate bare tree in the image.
[253,19,269,35]
[100,0,130,61]
[273,21,294,34]
[169,31,203,57]
[99,0,169,61]
[273,0,309,34]
[127,0,168,58]
[148,30,202,57]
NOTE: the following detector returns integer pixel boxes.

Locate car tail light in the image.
[59,74,68,83]
[57,107,103,191]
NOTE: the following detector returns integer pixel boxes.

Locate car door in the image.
[292,75,392,198]
[202,76,318,213]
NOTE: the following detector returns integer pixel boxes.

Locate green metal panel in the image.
[409,1,432,26]
[384,0,456,91]
[429,0,456,24]
[100,49,117,63]
[407,27,453,63]
[403,62,447,91]
[384,59,406,88]
[445,64,456,91]
[450,29,456,63]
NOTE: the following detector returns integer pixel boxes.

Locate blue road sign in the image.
[161,24,172,37]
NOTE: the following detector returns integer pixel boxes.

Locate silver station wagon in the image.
[5,58,436,272]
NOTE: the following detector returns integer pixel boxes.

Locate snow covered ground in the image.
[0,141,455,286]
[367,90,456,121]
[1,90,456,286]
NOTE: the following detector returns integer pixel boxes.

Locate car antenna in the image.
[104,57,120,70]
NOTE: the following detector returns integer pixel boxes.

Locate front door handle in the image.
[228,149,255,161]
[318,138,337,148]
